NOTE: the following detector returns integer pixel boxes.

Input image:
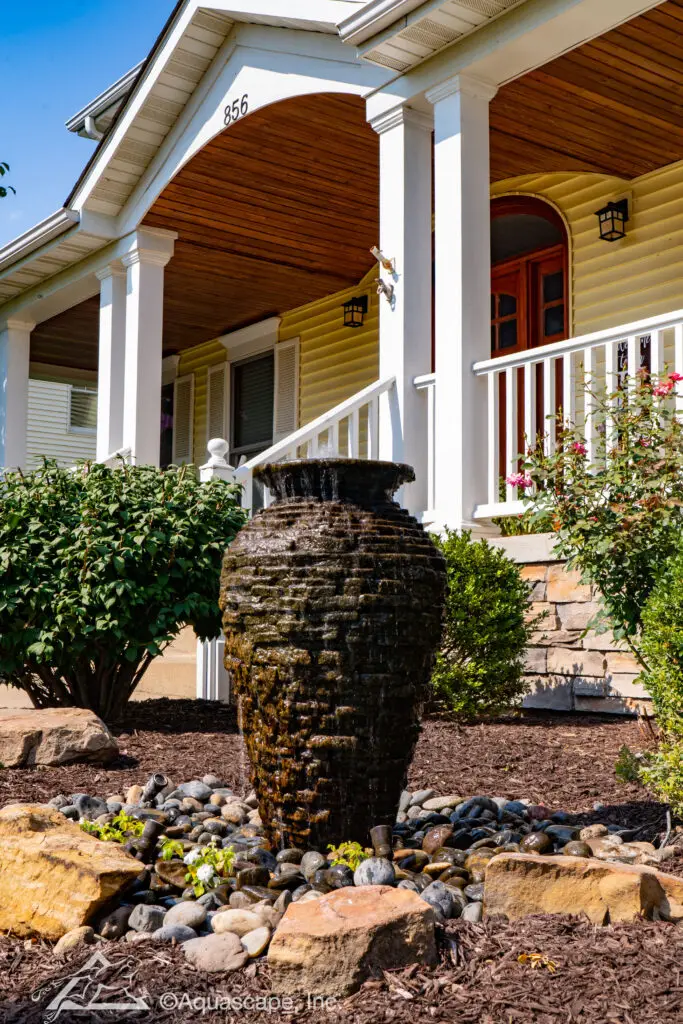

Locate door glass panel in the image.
[499,293,517,317]
[544,305,565,338]
[499,320,518,349]
[543,271,564,304]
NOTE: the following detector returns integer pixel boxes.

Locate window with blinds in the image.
[230,352,275,463]
[68,386,97,433]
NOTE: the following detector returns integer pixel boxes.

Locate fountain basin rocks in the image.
[219,459,445,850]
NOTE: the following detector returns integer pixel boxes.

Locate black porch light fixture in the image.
[595,198,629,242]
[343,294,368,328]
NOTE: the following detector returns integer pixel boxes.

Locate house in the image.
[1,0,679,712]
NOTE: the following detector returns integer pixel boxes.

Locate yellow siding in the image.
[280,270,379,427]
[492,160,683,337]
[178,339,226,467]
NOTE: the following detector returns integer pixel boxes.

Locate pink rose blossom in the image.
[571,442,587,455]
[506,472,533,490]
[653,380,675,397]
[669,372,683,382]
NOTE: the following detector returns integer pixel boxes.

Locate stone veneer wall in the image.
[491,536,646,715]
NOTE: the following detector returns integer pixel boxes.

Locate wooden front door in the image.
[492,243,568,479]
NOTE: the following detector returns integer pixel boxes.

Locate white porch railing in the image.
[471,308,683,520]
[232,375,395,511]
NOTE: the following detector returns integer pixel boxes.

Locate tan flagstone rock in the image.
[0,804,144,939]
[0,708,118,767]
[268,885,437,997]
[484,853,683,925]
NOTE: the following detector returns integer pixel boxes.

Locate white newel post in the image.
[0,318,32,470]
[426,75,497,533]
[371,106,433,519]
[197,438,235,703]
[96,263,126,462]
[121,228,176,467]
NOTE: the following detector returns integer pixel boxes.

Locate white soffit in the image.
[347,0,528,73]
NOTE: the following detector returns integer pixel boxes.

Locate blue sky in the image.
[0,1,175,246]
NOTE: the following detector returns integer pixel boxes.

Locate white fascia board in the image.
[0,209,79,274]
[211,0,367,31]
[65,61,144,134]
[366,0,666,118]
[338,0,426,44]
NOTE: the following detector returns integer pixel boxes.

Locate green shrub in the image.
[614,744,643,784]
[641,553,683,738]
[524,372,683,655]
[639,741,683,816]
[0,459,246,720]
[430,530,533,718]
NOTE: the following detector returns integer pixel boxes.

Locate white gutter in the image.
[0,209,79,275]
[337,0,425,43]
[65,61,144,135]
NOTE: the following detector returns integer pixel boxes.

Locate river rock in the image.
[423,796,461,812]
[153,924,197,943]
[212,909,265,937]
[164,901,207,930]
[0,708,118,767]
[461,901,483,923]
[268,885,437,997]
[563,841,592,858]
[0,804,144,939]
[423,825,454,855]
[53,926,95,957]
[484,853,683,924]
[300,852,327,881]
[241,925,271,957]
[178,781,213,802]
[154,859,189,889]
[519,832,553,855]
[129,904,166,934]
[410,789,436,807]
[183,932,250,973]
[354,857,396,887]
[98,906,133,940]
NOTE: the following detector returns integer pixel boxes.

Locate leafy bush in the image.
[524,372,683,657]
[641,553,683,738]
[80,811,145,843]
[639,741,683,816]
[0,460,246,720]
[430,530,533,718]
[614,744,643,784]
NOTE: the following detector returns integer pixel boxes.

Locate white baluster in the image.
[562,351,575,429]
[583,346,597,465]
[523,361,537,455]
[650,329,663,378]
[543,357,556,456]
[605,340,618,452]
[675,322,683,417]
[328,421,339,456]
[426,379,436,513]
[487,370,499,505]
[505,366,518,502]
[368,397,379,459]
[627,334,639,398]
[242,473,254,514]
[348,408,360,458]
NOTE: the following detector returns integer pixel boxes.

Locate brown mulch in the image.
[1,701,680,1023]
[3,915,683,1024]
[0,700,666,833]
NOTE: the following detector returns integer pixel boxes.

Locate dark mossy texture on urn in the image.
[219,459,446,850]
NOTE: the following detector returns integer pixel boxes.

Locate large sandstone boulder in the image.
[484,853,683,924]
[0,708,118,767]
[0,804,144,938]
[268,884,437,997]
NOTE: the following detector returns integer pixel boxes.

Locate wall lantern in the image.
[343,295,368,328]
[595,198,629,242]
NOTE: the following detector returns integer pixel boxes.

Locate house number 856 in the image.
[224,94,249,126]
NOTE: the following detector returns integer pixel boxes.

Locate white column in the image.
[371,106,433,519]
[120,228,176,466]
[95,263,126,462]
[0,318,33,469]
[426,75,497,533]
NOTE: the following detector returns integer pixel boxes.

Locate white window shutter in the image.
[207,363,227,443]
[172,374,194,464]
[273,339,299,442]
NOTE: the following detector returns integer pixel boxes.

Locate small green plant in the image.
[327,841,370,872]
[615,744,642,783]
[79,810,145,843]
[160,838,186,861]
[183,843,237,896]
[639,741,683,816]
[430,529,534,719]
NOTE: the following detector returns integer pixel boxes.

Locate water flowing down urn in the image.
[219,459,445,850]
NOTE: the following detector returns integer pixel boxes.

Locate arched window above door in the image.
[490,196,569,356]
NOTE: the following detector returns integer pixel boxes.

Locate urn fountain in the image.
[219,459,445,850]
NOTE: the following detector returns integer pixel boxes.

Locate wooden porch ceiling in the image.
[30,1,683,370]
[491,0,683,181]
